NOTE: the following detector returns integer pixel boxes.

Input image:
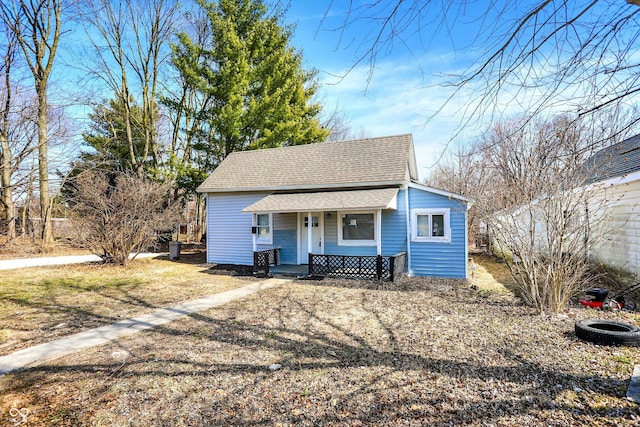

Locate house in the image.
[196,134,471,279]
[582,134,640,277]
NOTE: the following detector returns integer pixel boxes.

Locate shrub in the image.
[67,170,179,266]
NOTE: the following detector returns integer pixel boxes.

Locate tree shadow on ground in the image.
[3,283,636,426]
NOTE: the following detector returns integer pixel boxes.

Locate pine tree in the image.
[170,0,328,170]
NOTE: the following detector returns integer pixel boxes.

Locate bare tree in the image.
[332,1,640,143]
[161,5,214,243]
[67,170,179,266]
[79,0,180,176]
[0,87,40,240]
[321,105,352,142]
[426,144,491,246]
[0,0,63,243]
[431,114,624,313]
[0,21,18,239]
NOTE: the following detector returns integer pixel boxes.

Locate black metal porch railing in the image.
[253,248,280,275]
[308,252,406,281]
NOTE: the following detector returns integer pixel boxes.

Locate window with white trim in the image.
[411,208,451,242]
[255,213,272,244]
[338,211,377,246]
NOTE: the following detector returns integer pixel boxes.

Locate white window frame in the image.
[338,211,378,247]
[411,208,451,243]
[255,213,273,244]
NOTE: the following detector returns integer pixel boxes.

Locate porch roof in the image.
[242,188,399,213]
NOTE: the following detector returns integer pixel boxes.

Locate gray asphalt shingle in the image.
[197,134,417,192]
[585,134,640,183]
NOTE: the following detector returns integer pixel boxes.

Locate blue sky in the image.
[49,1,636,184]
[282,1,640,182]
[52,1,548,182]
[283,2,486,181]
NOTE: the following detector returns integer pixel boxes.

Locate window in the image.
[255,213,272,244]
[304,216,319,227]
[412,209,450,242]
[338,212,377,246]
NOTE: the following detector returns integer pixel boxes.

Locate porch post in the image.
[376,209,382,256]
[307,211,313,255]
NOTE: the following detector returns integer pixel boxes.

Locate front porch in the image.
[270,264,309,277]
[254,248,406,281]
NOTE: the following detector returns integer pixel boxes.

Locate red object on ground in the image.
[579,299,604,309]
[579,298,623,310]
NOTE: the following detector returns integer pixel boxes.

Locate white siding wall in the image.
[206,192,265,265]
[590,179,640,276]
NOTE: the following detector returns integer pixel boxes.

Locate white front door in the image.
[299,213,323,263]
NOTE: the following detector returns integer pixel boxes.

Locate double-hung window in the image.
[255,213,272,244]
[411,208,451,242]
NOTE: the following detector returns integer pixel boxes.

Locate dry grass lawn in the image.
[0,249,258,356]
[1,251,639,426]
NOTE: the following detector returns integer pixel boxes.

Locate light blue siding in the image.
[206,192,263,265]
[381,189,408,255]
[273,213,297,264]
[407,187,468,278]
[323,212,339,254]
[206,186,468,277]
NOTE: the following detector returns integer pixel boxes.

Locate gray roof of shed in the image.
[585,134,640,183]
[197,134,418,193]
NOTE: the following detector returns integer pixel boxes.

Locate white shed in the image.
[585,135,640,277]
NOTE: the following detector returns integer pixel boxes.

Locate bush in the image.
[67,170,179,266]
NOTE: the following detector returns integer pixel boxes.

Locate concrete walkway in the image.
[0,252,162,270]
[0,278,289,376]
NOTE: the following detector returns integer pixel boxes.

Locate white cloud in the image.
[317,59,487,181]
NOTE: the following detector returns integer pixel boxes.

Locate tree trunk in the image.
[22,175,34,238]
[0,133,15,240]
[195,193,206,243]
[37,87,53,243]
[6,0,62,243]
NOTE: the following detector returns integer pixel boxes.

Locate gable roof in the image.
[585,134,640,183]
[197,134,418,193]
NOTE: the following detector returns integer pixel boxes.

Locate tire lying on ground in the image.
[575,319,640,346]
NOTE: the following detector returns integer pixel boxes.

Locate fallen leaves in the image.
[1,260,639,426]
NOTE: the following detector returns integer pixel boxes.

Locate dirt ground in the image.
[1,249,639,426]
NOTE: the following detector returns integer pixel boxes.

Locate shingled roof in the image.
[197,134,418,193]
[584,134,640,184]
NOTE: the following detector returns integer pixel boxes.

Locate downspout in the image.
[404,184,412,275]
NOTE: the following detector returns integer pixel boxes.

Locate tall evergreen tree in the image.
[170,0,328,170]
[79,98,154,173]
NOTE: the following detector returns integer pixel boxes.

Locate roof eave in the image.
[407,181,472,204]
[590,169,640,187]
[197,180,408,194]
